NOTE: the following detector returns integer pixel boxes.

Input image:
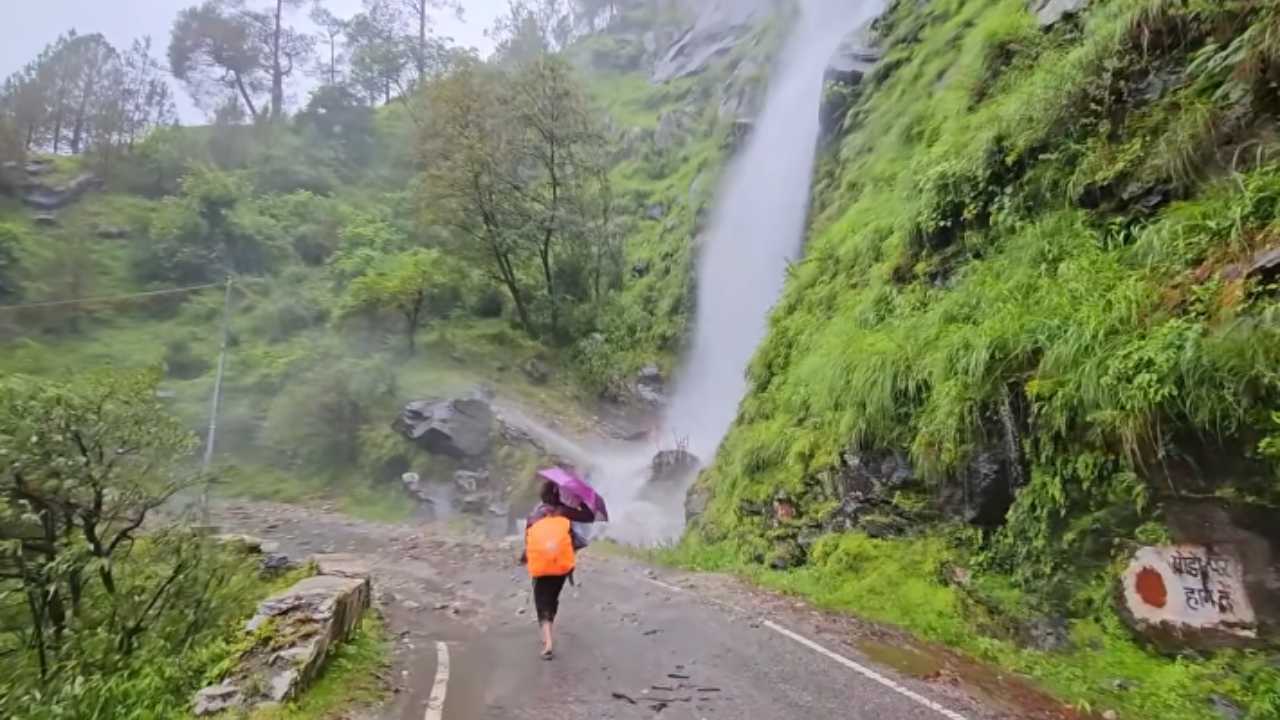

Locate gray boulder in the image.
[1029,0,1090,26]
[393,396,494,458]
[648,448,701,486]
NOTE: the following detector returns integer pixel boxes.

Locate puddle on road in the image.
[855,640,945,677]
[854,638,1088,720]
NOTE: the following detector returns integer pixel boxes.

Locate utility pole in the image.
[200,275,232,522]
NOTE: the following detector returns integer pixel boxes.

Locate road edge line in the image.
[762,620,969,720]
[640,574,968,720]
[425,640,450,720]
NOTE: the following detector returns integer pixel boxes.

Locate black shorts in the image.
[532,574,569,622]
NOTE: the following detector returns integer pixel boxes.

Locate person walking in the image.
[521,481,593,659]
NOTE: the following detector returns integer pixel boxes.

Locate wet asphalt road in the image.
[213,501,1064,720]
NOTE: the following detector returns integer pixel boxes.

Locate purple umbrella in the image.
[537,466,609,522]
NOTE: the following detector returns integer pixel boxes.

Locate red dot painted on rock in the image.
[1135,566,1167,608]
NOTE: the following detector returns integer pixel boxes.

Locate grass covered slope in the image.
[688,0,1280,716]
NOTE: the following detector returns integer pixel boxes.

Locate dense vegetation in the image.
[684,0,1280,717]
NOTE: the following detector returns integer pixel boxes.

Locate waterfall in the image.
[596,0,884,545]
[664,0,882,457]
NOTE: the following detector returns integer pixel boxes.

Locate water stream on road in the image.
[591,0,886,545]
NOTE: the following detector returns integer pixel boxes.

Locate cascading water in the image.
[594,0,884,544]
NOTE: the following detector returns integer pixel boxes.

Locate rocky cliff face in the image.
[690,0,1280,694]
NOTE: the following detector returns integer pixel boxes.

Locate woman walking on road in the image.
[522,480,595,659]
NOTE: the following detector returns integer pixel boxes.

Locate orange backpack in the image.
[526,516,575,578]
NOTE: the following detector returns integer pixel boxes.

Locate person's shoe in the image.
[540,648,554,660]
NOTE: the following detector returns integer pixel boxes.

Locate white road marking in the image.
[425,641,450,720]
[640,574,969,720]
[763,620,969,720]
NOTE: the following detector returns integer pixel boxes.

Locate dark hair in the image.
[539,480,560,506]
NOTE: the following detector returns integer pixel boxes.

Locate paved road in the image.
[214,501,1073,720]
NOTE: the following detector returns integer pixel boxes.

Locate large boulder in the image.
[193,557,372,715]
[648,448,701,486]
[1118,544,1262,651]
[1163,500,1280,642]
[393,396,494,459]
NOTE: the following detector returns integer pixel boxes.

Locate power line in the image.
[0,282,222,312]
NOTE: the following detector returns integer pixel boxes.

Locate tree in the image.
[489,0,573,64]
[343,248,444,354]
[396,0,462,80]
[310,4,349,86]
[346,1,413,104]
[0,370,197,672]
[62,34,118,154]
[261,0,314,120]
[170,1,270,119]
[117,38,177,150]
[421,58,535,332]
[508,54,611,336]
[296,84,375,169]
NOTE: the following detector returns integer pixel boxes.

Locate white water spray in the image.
[597,0,885,544]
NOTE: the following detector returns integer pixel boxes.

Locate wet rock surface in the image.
[393,396,494,459]
[648,448,702,486]
[193,553,372,715]
[21,172,103,210]
[1028,0,1090,26]
[650,0,771,83]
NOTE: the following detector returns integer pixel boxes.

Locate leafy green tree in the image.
[0,370,197,676]
[135,167,290,283]
[422,57,536,332]
[508,54,611,337]
[346,1,414,105]
[170,1,271,119]
[343,248,446,354]
[296,84,376,171]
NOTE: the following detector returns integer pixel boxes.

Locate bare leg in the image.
[540,621,554,656]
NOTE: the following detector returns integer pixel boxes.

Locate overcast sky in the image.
[0,0,506,122]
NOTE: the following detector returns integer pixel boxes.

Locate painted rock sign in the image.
[1121,545,1257,645]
